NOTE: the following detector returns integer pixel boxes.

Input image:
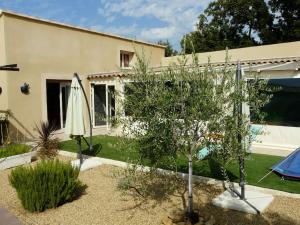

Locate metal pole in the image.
[236,61,245,200]
[74,73,93,152]
[188,149,193,214]
[77,137,83,166]
[229,187,260,214]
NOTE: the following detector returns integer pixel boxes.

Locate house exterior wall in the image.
[0,12,164,139]
[162,41,300,66]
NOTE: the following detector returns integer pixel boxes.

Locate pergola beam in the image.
[0,64,19,71]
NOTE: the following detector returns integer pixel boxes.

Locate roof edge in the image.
[164,41,300,59]
[87,56,300,79]
[0,9,166,49]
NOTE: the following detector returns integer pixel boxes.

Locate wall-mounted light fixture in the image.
[20,83,30,94]
[0,87,2,95]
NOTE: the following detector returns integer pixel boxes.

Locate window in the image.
[250,78,300,127]
[93,84,115,126]
[120,51,133,68]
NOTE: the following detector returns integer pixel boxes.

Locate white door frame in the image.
[90,81,116,129]
[59,82,71,129]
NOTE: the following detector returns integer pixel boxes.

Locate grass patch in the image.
[59,135,138,162]
[0,144,31,158]
[59,135,300,194]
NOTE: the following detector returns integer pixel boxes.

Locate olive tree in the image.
[120,54,270,222]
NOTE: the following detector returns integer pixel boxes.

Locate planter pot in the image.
[0,151,37,170]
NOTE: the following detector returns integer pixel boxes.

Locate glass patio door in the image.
[60,83,71,128]
[107,85,115,124]
[92,84,115,127]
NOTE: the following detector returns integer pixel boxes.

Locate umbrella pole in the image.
[77,136,83,166]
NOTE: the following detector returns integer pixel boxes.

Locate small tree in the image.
[121,54,271,222]
[35,121,59,159]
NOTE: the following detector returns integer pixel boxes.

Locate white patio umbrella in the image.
[65,75,86,165]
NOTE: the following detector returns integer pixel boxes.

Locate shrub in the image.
[35,121,59,159]
[9,160,83,212]
[0,144,31,158]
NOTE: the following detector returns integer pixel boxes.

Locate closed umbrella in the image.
[65,75,86,165]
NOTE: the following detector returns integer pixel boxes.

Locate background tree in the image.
[181,0,300,53]
[181,0,272,53]
[268,0,300,43]
[157,40,178,57]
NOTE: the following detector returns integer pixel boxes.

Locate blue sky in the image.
[0,0,211,50]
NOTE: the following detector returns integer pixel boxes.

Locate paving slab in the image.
[212,189,274,214]
[0,208,22,225]
[71,157,103,171]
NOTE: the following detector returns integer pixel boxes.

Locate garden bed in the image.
[0,161,300,225]
[0,144,35,170]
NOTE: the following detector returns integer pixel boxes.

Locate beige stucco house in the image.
[1,10,300,156]
[0,10,164,141]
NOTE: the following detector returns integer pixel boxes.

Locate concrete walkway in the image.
[0,207,23,225]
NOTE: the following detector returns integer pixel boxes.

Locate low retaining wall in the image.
[0,151,36,170]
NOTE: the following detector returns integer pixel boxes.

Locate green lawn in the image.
[0,144,31,158]
[59,135,300,194]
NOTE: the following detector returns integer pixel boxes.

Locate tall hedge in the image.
[9,160,82,212]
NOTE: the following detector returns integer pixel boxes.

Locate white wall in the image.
[253,125,300,156]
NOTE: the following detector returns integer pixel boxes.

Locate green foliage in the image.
[121,54,229,215]
[0,144,31,158]
[268,0,300,43]
[181,0,300,53]
[157,40,178,57]
[181,0,272,53]
[122,53,270,167]
[117,164,185,202]
[210,77,272,168]
[35,121,59,159]
[9,160,83,212]
[120,53,272,214]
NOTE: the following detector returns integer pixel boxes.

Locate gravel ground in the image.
[0,159,300,225]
